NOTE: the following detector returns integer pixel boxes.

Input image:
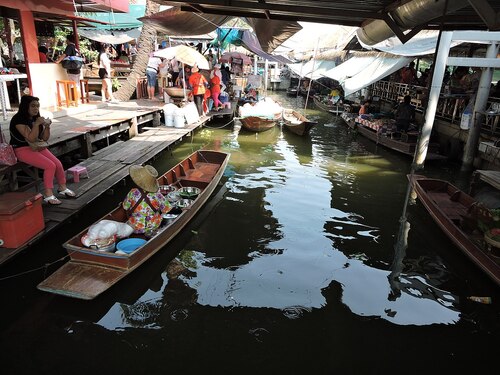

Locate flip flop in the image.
[44,195,62,205]
[58,188,76,198]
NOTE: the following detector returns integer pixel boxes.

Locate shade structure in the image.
[154,45,209,70]
[220,51,252,65]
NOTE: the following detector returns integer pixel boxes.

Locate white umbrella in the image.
[154,45,209,101]
[153,45,209,69]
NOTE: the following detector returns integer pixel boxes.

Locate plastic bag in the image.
[0,143,17,166]
[61,56,84,70]
[87,220,133,240]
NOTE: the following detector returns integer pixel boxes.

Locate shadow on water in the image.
[1,91,499,374]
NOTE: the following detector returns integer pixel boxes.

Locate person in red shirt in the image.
[38,46,48,63]
[210,73,222,110]
[188,65,208,116]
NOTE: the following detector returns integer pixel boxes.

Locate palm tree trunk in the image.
[114,0,160,101]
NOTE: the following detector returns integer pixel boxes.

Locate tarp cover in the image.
[288,60,337,80]
[139,7,301,53]
[341,55,411,97]
[79,4,145,30]
[78,28,141,44]
[358,30,462,56]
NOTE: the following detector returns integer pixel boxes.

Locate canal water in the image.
[0,92,498,374]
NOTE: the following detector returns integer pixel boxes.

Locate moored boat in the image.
[239,116,276,132]
[313,94,342,115]
[282,108,318,136]
[37,150,230,300]
[410,175,500,286]
[354,115,442,159]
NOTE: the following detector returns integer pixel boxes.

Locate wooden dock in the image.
[0,98,236,265]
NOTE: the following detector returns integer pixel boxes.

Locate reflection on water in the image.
[1,93,499,373]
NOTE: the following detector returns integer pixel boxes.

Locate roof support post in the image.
[462,41,500,170]
[414,31,453,168]
[18,10,39,92]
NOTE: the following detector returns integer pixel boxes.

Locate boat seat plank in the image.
[181,162,220,183]
[428,191,468,220]
[38,261,126,300]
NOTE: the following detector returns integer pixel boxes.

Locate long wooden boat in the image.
[410,175,500,286]
[38,150,230,300]
[313,95,342,115]
[239,116,276,132]
[282,108,318,136]
[354,116,442,159]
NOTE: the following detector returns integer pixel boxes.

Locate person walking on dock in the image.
[188,65,208,116]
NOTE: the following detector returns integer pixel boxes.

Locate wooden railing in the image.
[369,81,500,134]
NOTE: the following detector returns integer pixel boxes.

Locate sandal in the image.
[44,195,62,205]
[58,188,76,198]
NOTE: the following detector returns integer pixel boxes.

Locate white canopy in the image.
[78,28,141,44]
[342,55,411,97]
[288,60,337,80]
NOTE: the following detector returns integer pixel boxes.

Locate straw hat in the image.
[129,165,159,193]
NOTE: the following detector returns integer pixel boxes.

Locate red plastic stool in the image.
[67,165,88,183]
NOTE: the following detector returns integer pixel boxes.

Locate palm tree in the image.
[114,0,160,101]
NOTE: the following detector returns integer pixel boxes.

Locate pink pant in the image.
[212,90,222,108]
[14,146,66,190]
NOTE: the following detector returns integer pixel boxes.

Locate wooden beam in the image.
[167,0,385,20]
[467,0,500,30]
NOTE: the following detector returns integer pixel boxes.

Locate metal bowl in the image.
[167,191,181,203]
[177,186,201,199]
[176,198,193,208]
[161,213,178,225]
[159,184,177,195]
[81,234,116,252]
[165,87,192,98]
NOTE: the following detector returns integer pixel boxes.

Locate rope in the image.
[203,117,235,129]
[0,253,70,282]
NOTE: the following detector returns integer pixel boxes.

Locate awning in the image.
[341,55,411,97]
[139,6,301,54]
[78,28,141,44]
[358,30,462,56]
[288,60,337,80]
[78,4,145,30]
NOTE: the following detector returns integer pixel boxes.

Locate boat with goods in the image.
[38,150,230,300]
[354,115,441,158]
[410,175,500,286]
[313,94,343,115]
[238,97,283,132]
[282,108,318,136]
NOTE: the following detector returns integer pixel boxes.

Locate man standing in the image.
[55,34,81,97]
[394,95,416,132]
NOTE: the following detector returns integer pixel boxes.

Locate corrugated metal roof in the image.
[154,0,500,30]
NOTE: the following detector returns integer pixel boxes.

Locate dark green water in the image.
[0,92,498,374]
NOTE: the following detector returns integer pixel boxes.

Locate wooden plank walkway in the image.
[0,98,235,265]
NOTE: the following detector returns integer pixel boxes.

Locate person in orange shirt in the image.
[359,99,371,115]
[188,65,208,116]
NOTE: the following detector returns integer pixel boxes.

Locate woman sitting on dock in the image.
[9,95,75,205]
[123,165,171,235]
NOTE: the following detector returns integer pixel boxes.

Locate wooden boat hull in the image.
[313,95,342,114]
[355,119,440,157]
[282,109,317,136]
[38,150,230,300]
[411,175,500,285]
[240,116,276,132]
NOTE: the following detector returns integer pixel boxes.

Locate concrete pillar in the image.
[462,42,500,170]
[264,59,269,92]
[415,31,453,167]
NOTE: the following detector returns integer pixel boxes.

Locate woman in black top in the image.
[10,95,75,205]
